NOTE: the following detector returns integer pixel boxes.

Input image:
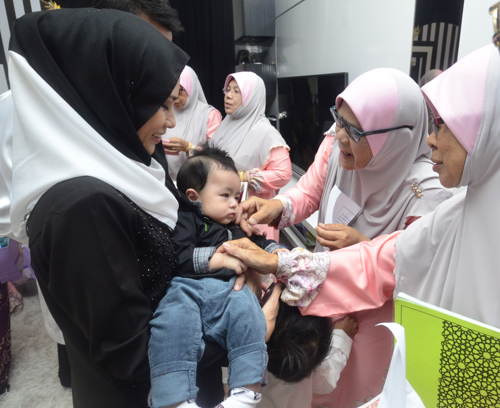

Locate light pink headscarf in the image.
[418,69,443,135]
[395,45,500,327]
[336,69,399,157]
[421,51,488,156]
[317,68,451,247]
[211,72,288,171]
[166,66,218,180]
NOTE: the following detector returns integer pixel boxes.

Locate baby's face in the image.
[197,169,241,225]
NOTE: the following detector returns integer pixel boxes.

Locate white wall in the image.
[275,0,416,82]
[458,0,496,60]
[0,0,42,94]
[275,0,302,17]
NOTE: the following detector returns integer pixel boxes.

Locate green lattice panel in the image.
[437,321,500,407]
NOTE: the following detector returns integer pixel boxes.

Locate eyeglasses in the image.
[491,2,500,50]
[431,115,444,136]
[330,106,414,142]
[222,87,240,95]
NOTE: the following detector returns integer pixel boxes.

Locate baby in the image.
[262,314,358,408]
[148,146,335,408]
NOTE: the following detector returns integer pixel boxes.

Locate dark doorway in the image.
[170,0,235,114]
[411,0,465,83]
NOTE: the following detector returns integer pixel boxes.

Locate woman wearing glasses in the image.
[240,68,451,252]
[210,71,292,241]
[163,66,222,182]
[234,68,452,408]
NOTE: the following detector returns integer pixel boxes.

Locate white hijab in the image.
[166,66,216,180]
[9,52,179,245]
[0,91,13,238]
[211,71,288,171]
[317,68,450,246]
[394,45,500,327]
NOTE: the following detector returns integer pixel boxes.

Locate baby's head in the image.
[267,301,334,383]
[177,145,241,225]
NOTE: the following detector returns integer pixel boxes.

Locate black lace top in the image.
[122,193,176,309]
[27,176,177,407]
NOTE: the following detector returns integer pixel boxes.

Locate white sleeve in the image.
[312,329,353,395]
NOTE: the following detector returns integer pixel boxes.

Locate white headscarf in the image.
[0,91,13,237]
[9,9,189,245]
[211,71,288,171]
[317,68,451,246]
[166,66,217,180]
[9,54,179,244]
[394,45,500,327]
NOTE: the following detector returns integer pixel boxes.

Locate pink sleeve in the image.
[252,146,292,193]
[300,231,400,317]
[206,109,222,140]
[284,136,334,223]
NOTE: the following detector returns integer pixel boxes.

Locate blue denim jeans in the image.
[148,276,267,408]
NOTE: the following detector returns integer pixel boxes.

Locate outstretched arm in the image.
[218,238,279,275]
[236,136,335,236]
[221,232,400,316]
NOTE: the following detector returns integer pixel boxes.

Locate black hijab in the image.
[9,8,189,170]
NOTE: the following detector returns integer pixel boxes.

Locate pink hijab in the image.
[337,69,399,157]
[395,44,500,327]
[317,68,451,246]
[421,53,487,157]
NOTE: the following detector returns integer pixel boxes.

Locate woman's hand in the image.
[220,238,279,275]
[261,282,282,342]
[315,223,370,250]
[162,137,190,155]
[217,238,279,290]
[236,197,284,236]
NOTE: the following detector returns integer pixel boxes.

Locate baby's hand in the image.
[272,247,290,254]
[222,253,248,275]
[334,315,358,340]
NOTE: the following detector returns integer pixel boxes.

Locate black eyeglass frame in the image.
[330,105,414,142]
[431,116,445,136]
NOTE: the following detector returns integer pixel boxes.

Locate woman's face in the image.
[137,80,180,154]
[427,121,467,188]
[174,85,188,110]
[334,102,373,170]
[224,79,242,115]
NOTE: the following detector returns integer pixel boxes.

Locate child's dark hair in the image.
[177,143,238,194]
[267,301,334,383]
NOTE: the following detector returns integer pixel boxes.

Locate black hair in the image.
[267,301,334,383]
[176,143,238,194]
[91,0,184,35]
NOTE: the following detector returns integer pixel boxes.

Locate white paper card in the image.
[324,186,362,225]
[239,182,248,203]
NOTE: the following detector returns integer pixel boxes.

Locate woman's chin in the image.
[338,156,355,171]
